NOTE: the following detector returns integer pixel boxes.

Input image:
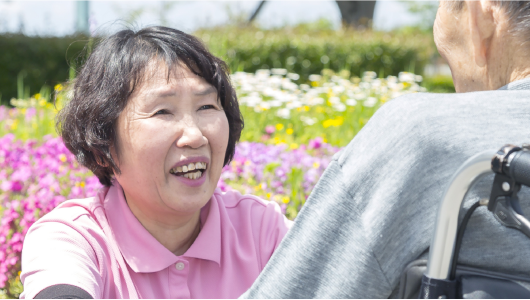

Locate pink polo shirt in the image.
[20,183,292,299]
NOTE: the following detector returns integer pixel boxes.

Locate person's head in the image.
[58,26,243,215]
[434,0,530,92]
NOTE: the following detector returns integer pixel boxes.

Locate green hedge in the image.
[0,27,440,104]
[0,34,90,104]
[196,26,437,82]
[422,75,455,93]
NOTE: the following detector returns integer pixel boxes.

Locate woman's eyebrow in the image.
[152,86,216,98]
[194,86,217,96]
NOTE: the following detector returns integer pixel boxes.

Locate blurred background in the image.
[0,2,456,297]
[0,0,453,105]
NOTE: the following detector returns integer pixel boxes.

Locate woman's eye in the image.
[153,109,169,116]
[199,105,216,110]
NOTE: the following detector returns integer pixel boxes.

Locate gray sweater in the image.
[242,78,530,298]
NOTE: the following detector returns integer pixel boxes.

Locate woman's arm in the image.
[21,215,104,299]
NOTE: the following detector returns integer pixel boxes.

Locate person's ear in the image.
[466,0,496,67]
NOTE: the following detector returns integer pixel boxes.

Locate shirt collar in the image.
[102,182,221,273]
[498,77,530,90]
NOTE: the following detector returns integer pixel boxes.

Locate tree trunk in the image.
[335,1,376,29]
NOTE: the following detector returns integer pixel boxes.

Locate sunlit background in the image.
[1,1,430,35]
[0,2,455,298]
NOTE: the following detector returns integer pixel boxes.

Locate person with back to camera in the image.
[242,1,530,298]
[19,26,292,299]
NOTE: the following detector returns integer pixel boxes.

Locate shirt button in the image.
[175,262,185,270]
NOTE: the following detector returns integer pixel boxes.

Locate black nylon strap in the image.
[35,284,93,299]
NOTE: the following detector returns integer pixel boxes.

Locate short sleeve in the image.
[20,215,104,299]
[257,200,293,269]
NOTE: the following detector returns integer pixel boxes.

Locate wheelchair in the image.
[398,144,530,299]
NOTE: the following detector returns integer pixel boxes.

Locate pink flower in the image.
[10,181,23,192]
[308,137,323,149]
[265,125,275,134]
[25,107,37,122]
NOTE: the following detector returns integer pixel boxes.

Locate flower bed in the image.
[0,134,338,297]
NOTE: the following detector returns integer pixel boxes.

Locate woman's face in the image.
[113,62,229,218]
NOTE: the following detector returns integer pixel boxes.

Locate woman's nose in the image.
[176,121,208,149]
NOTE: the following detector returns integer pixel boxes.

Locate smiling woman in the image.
[19,26,292,299]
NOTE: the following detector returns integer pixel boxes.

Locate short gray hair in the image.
[445,1,530,45]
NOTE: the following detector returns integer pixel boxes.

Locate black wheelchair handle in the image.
[505,150,530,187]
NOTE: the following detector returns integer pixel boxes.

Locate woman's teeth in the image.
[169,162,207,180]
[183,171,202,179]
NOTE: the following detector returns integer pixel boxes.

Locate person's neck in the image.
[125,194,202,256]
[485,42,530,90]
[508,68,530,85]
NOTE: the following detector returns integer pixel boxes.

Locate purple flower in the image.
[308,137,323,149]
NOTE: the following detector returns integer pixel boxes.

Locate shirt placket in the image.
[169,258,190,298]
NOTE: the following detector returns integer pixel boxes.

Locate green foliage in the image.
[0,26,445,107]
[195,26,436,81]
[0,34,90,104]
[422,75,455,93]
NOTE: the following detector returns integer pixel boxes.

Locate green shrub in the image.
[0,34,90,104]
[422,75,455,93]
[0,27,443,105]
[195,26,437,82]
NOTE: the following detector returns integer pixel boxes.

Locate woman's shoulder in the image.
[35,195,103,226]
[212,188,292,228]
[213,188,273,209]
[26,192,108,244]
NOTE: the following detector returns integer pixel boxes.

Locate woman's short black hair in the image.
[57,26,244,186]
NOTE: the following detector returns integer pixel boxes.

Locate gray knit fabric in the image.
[242,79,530,298]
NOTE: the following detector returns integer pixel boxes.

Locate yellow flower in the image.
[322,119,333,128]
[303,106,310,111]
[323,138,328,143]
[282,196,290,204]
[266,193,271,199]
[275,123,284,131]
[311,81,319,87]
[286,128,293,135]
[80,181,86,188]
[55,84,63,91]
[20,108,26,115]
[10,119,18,130]
[254,184,263,191]
[313,162,320,169]
[34,93,41,100]
[39,99,47,107]
[59,154,67,162]
[290,143,298,150]
[322,116,344,128]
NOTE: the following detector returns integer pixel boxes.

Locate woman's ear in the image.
[466,0,496,67]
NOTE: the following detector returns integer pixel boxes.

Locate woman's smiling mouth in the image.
[170,162,208,180]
